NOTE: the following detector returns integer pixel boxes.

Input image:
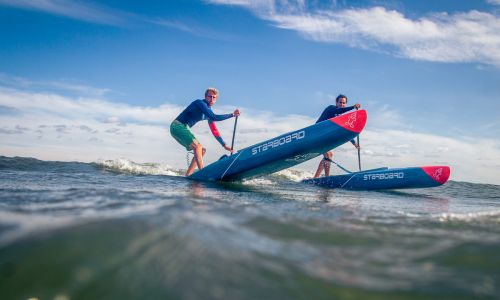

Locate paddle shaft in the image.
[357,135,361,171]
[355,106,361,171]
[231,116,238,150]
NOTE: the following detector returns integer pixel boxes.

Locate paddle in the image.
[323,157,353,174]
[218,115,239,161]
[357,135,361,171]
[355,106,361,171]
[230,115,238,151]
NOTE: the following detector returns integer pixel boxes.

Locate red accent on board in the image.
[422,166,450,184]
[329,109,367,133]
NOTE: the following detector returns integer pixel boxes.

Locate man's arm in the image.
[209,121,234,152]
[335,105,356,114]
[208,121,226,146]
[196,100,233,122]
[316,105,335,123]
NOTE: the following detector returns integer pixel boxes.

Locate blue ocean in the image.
[1,156,499,300]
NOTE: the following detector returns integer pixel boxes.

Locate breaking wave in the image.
[95,158,183,176]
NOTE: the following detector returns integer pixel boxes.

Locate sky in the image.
[0,0,499,184]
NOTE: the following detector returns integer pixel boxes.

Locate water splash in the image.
[95,158,182,176]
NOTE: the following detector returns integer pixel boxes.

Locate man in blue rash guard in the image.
[313,94,361,178]
[170,87,240,176]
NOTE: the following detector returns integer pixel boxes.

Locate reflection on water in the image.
[189,182,206,198]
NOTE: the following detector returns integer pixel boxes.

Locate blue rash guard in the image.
[316,105,357,145]
[175,99,234,146]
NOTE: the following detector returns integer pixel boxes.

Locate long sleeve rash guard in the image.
[175,99,234,146]
[316,105,357,145]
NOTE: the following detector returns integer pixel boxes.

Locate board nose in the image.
[329,109,367,133]
[422,166,451,184]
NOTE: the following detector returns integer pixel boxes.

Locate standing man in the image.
[314,94,361,178]
[170,87,240,176]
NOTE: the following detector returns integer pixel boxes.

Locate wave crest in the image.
[95,158,182,176]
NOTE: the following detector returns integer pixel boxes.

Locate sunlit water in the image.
[1,156,499,300]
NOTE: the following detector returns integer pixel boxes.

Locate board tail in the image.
[421,166,450,184]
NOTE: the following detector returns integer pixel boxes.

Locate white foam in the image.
[435,210,500,222]
[95,158,183,176]
[274,169,313,182]
[397,209,500,222]
[242,178,276,185]
[242,169,313,186]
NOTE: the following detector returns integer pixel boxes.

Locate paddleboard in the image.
[302,166,450,190]
[189,109,368,182]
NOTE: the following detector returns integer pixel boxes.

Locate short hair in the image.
[336,94,348,103]
[205,87,219,97]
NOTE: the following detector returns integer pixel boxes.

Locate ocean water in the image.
[0,156,499,300]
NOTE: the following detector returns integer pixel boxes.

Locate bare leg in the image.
[324,160,331,177]
[314,160,325,178]
[186,142,205,176]
[314,151,333,178]
[324,151,333,177]
[186,147,206,176]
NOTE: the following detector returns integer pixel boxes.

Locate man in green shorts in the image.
[170,87,240,176]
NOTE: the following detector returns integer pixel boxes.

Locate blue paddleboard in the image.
[302,166,450,190]
[189,110,368,182]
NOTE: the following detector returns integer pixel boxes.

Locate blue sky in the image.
[0,0,499,184]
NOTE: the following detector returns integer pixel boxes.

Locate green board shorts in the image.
[170,120,197,151]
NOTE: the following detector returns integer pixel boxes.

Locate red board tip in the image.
[422,166,450,184]
[329,109,367,133]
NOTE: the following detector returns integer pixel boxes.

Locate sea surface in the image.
[1,156,499,300]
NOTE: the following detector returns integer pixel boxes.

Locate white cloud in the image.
[0,73,112,98]
[0,1,236,40]
[0,0,128,25]
[366,104,409,130]
[3,0,498,66]
[149,19,196,33]
[487,0,500,6]
[148,18,239,41]
[207,1,500,67]
[0,84,499,184]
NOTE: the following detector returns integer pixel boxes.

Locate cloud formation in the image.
[1,79,499,184]
[4,0,497,66]
[487,0,500,5]
[207,0,500,67]
[0,1,236,40]
[0,0,128,25]
[0,73,112,98]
